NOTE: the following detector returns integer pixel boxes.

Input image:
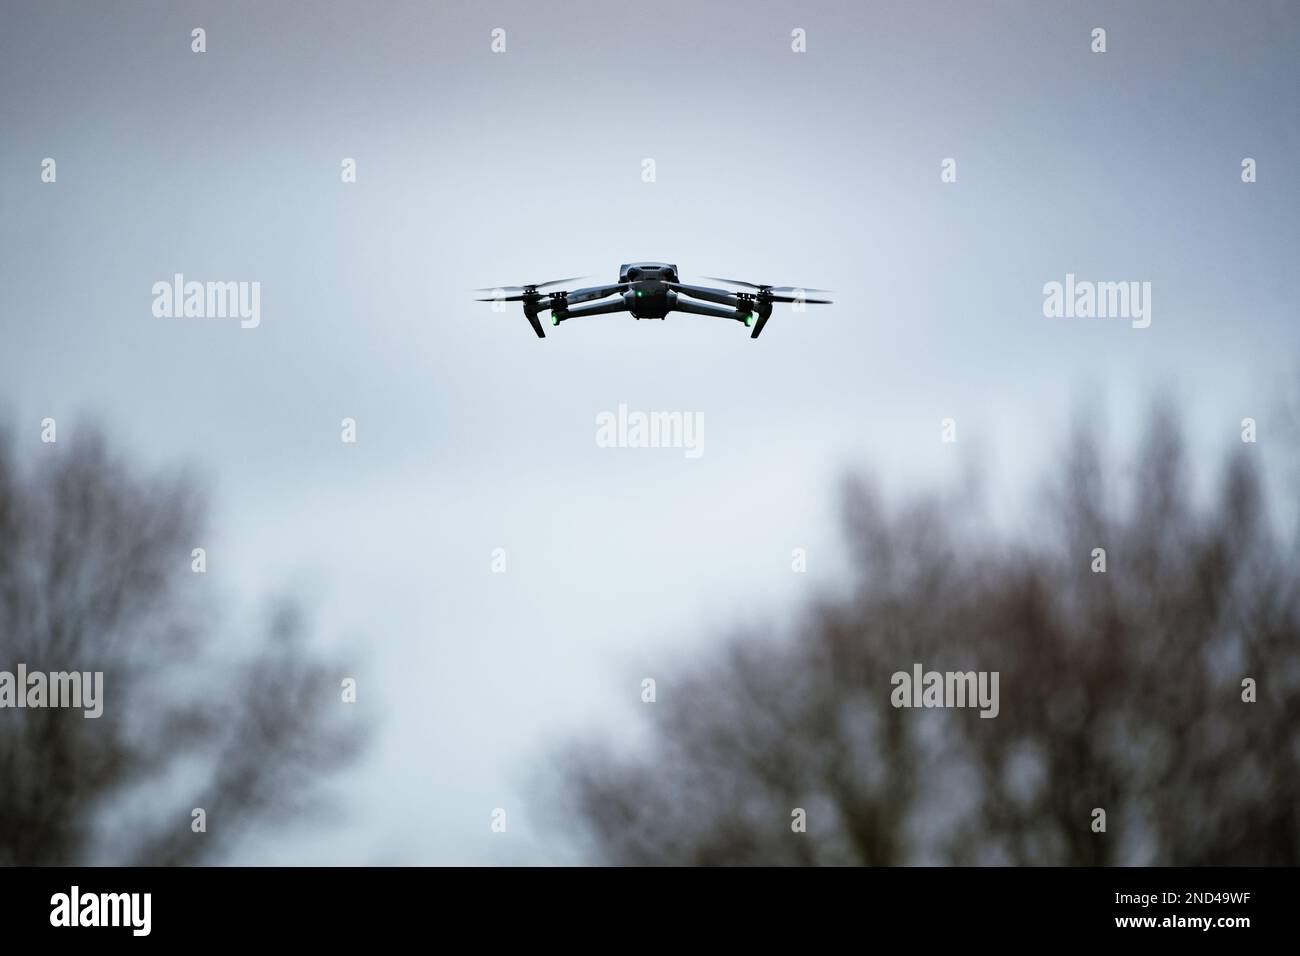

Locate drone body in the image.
[476,262,831,339]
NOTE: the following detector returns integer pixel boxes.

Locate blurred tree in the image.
[549,408,1300,865]
[0,430,364,865]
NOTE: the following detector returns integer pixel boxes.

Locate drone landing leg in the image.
[523,307,547,338]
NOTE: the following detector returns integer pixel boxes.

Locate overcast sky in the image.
[1,0,1297,863]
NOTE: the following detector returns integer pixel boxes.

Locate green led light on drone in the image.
[552,315,559,326]
[636,290,643,297]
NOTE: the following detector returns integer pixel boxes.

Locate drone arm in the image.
[668,283,742,308]
[669,295,748,323]
[556,296,632,322]
[563,283,627,305]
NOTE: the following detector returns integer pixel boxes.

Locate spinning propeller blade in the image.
[473,276,588,294]
[701,276,833,295]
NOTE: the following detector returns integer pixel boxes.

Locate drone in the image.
[475,262,831,339]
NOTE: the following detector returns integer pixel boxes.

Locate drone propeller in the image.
[696,276,834,339]
[701,276,833,296]
[756,292,833,305]
[473,276,587,295]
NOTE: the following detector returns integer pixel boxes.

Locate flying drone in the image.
[475,262,831,339]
